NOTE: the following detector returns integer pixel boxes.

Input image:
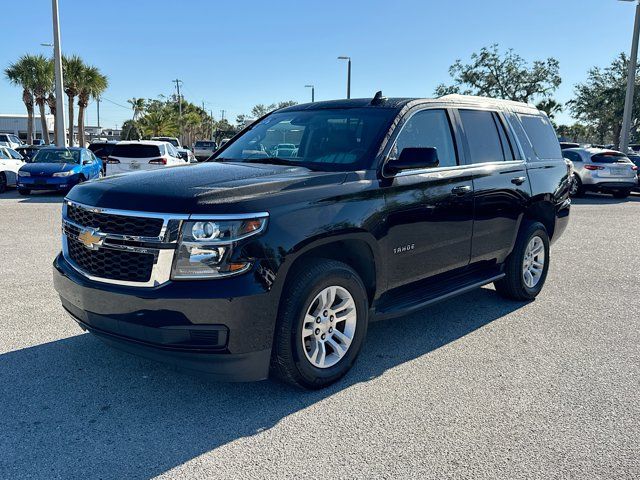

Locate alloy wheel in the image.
[522,236,545,288]
[301,286,357,369]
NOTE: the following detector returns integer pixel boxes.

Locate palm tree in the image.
[5,55,36,144]
[140,111,175,137]
[536,98,562,121]
[46,93,58,143]
[62,55,85,146]
[31,55,54,144]
[77,65,108,146]
[128,97,146,120]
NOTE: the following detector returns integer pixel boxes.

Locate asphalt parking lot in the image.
[0,190,639,479]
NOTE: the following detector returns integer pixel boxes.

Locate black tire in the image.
[0,172,6,194]
[271,259,369,389]
[570,175,584,197]
[18,188,30,196]
[612,189,630,199]
[494,221,550,301]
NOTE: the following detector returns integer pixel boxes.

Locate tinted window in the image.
[0,148,9,159]
[112,144,161,158]
[591,152,632,164]
[33,149,80,163]
[518,114,562,160]
[88,143,115,157]
[391,109,457,167]
[563,151,582,163]
[7,148,23,159]
[459,110,506,164]
[195,141,216,148]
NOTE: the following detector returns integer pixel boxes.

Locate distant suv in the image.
[0,133,24,149]
[151,136,181,148]
[193,140,218,161]
[563,148,638,198]
[106,140,185,174]
[53,94,571,389]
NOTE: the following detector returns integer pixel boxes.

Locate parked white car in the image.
[0,133,24,150]
[150,136,181,148]
[106,141,186,175]
[0,145,26,193]
[193,140,218,161]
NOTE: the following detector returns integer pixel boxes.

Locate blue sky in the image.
[0,0,635,128]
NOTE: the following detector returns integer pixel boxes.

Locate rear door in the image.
[455,109,530,265]
[382,108,474,289]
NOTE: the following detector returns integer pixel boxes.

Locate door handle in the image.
[451,185,471,196]
[511,176,527,185]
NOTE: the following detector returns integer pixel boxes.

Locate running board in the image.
[372,267,505,321]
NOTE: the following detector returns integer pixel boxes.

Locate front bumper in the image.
[18,175,79,190]
[53,253,278,381]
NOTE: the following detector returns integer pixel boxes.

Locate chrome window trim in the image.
[390,160,525,178]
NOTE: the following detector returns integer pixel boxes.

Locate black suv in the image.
[53,94,571,389]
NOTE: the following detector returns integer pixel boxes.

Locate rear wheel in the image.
[18,188,30,196]
[0,172,6,193]
[612,189,630,199]
[494,221,550,301]
[569,175,584,197]
[271,259,368,389]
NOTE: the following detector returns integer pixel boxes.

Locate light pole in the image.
[305,84,315,102]
[50,0,66,146]
[619,0,640,152]
[337,56,351,99]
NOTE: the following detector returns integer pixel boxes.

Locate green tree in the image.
[569,53,640,147]
[30,55,54,144]
[121,119,141,140]
[77,65,108,146]
[127,97,146,121]
[5,55,37,144]
[62,55,86,146]
[435,44,561,103]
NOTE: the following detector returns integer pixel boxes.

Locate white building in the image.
[0,113,54,141]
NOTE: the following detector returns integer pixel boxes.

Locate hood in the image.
[20,162,79,176]
[67,162,348,213]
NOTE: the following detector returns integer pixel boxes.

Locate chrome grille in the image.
[66,203,164,237]
[67,235,156,282]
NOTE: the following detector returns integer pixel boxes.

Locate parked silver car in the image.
[563,148,638,198]
[193,140,217,161]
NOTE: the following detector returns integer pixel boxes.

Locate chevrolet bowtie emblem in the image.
[78,227,105,250]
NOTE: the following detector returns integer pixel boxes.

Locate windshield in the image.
[153,137,179,147]
[33,149,80,164]
[591,152,632,164]
[88,143,116,157]
[195,141,215,148]
[214,108,395,170]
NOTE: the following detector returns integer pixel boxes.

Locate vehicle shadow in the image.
[570,191,640,205]
[0,189,65,203]
[0,287,525,479]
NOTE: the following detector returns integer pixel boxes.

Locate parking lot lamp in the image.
[51,0,66,147]
[619,0,640,152]
[337,56,351,99]
[305,84,315,102]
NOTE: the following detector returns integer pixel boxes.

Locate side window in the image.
[518,114,563,160]
[391,109,458,167]
[0,148,9,159]
[81,150,90,163]
[459,109,506,164]
[563,151,581,163]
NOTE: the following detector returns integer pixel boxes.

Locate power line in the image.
[100,97,130,110]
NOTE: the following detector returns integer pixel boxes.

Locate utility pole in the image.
[337,56,351,99]
[51,0,66,146]
[96,96,101,128]
[220,109,226,121]
[305,84,315,102]
[210,109,214,140]
[173,78,183,142]
[620,0,640,152]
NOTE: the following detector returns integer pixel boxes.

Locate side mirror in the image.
[83,160,91,165]
[387,147,439,173]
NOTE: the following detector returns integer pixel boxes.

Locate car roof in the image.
[39,146,84,151]
[278,94,540,115]
[563,147,626,155]
[116,140,167,146]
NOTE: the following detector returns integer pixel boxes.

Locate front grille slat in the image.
[67,204,164,237]
[67,236,155,282]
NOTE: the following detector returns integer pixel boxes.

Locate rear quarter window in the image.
[517,114,562,160]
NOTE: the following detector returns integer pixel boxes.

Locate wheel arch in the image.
[522,197,557,240]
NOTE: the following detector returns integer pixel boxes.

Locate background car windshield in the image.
[88,143,115,157]
[33,149,80,163]
[591,152,632,164]
[112,144,161,158]
[215,108,395,170]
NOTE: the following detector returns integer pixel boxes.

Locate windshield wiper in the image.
[244,157,297,166]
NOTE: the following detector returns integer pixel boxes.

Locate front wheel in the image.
[494,221,550,301]
[0,173,6,193]
[271,259,368,389]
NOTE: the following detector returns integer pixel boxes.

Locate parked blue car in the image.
[17,147,103,195]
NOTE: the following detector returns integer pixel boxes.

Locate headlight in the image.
[19,171,30,177]
[52,170,75,177]
[171,216,268,279]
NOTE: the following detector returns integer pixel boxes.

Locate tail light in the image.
[632,165,638,171]
[584,165,604,171]
[106,157,120,164]
[148,157,167,165]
